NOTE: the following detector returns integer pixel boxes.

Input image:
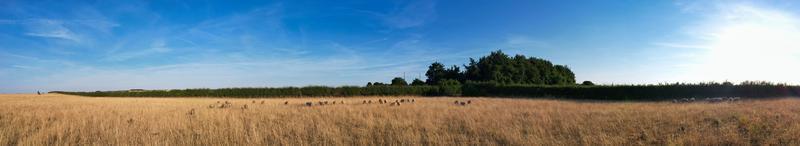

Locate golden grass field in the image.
[1,94,800,145]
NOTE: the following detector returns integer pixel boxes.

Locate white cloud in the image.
[22,19,81,41]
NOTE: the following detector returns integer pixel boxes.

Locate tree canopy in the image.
[427,50,576,85]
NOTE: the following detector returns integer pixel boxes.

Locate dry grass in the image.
[1,94,799,145]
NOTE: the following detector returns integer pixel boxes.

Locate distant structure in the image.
[129,89,145,92]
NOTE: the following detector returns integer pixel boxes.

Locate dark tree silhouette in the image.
[391,77,408,86]
[411,78,426,86]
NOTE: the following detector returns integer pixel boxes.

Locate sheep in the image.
[454,100,459,104]
[467,100,472,104]
[400,99,406,103]
[252,100,256,103]
[340,101,344,104]
[188,109,195,115]
[284,101,289,105]
[242,104,248,109]
[217,101,221,104]
[363,100,367,104]
[706,97,725,103]
[368,100,372,104]
[306,102,313,106]
[332,101,337,104]
[261,101,266,104]
[208,104,215,108]
[460,102,467,106]
[411,99,415,102]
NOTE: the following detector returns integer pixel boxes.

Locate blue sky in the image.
[2,0,800,93]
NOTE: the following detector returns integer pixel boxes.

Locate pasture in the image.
[1,94,799,145]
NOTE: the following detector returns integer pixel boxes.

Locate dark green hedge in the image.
[52,85,459,97]
[53,83,800,100]
[461,82,800,100]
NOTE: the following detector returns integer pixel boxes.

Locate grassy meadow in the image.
[2,94,800,145]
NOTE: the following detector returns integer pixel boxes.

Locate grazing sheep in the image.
[242,104,248,109]
[706,97,725,103]
[208,104,215,108]
[363,100,367,104]
[284,101,289,105]
[225,101,230,104]
[400,99,405,103]
[460,102,467,106]
[332,101,337,104]
[319,101,324,105]
[368,100,372,104]
[306,102,313,106]
[412,99,415,102]
[672,99,679,103]
[252,100,256,103]
[340,101,344,104]
[454,100,459,104]
[188,109,195,115]
[217,101,221,104]
[467,100,472,104]
[324,101,329,105]
[261,101,266,104]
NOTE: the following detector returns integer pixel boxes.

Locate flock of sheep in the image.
[202,98,475,111]
[671,97,742,103]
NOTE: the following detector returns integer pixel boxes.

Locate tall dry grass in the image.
[1,94,799,145]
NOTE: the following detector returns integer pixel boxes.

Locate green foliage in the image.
[437,79,462,96]
[411,78,426,86]
[461,81,800,100]
[391,77,409,86]
[581,81,595,86]
[426,50,576,85]
[54,81,800,100]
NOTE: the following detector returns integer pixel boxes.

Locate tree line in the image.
[53,50,800,100]
[369,50,577,87]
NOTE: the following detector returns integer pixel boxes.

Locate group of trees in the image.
[369,50,579,87]
[426,50,576,85]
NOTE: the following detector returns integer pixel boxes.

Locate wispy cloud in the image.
[383,0,437,29]
[22,19,81,42]
[104,39,172,61]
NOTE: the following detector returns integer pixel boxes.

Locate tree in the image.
[581,81,595,86]
[462,50,575,85]
[411,78,426,86]
[425,62,446,85]
[366,82,373,87]
[391,77,408,86]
